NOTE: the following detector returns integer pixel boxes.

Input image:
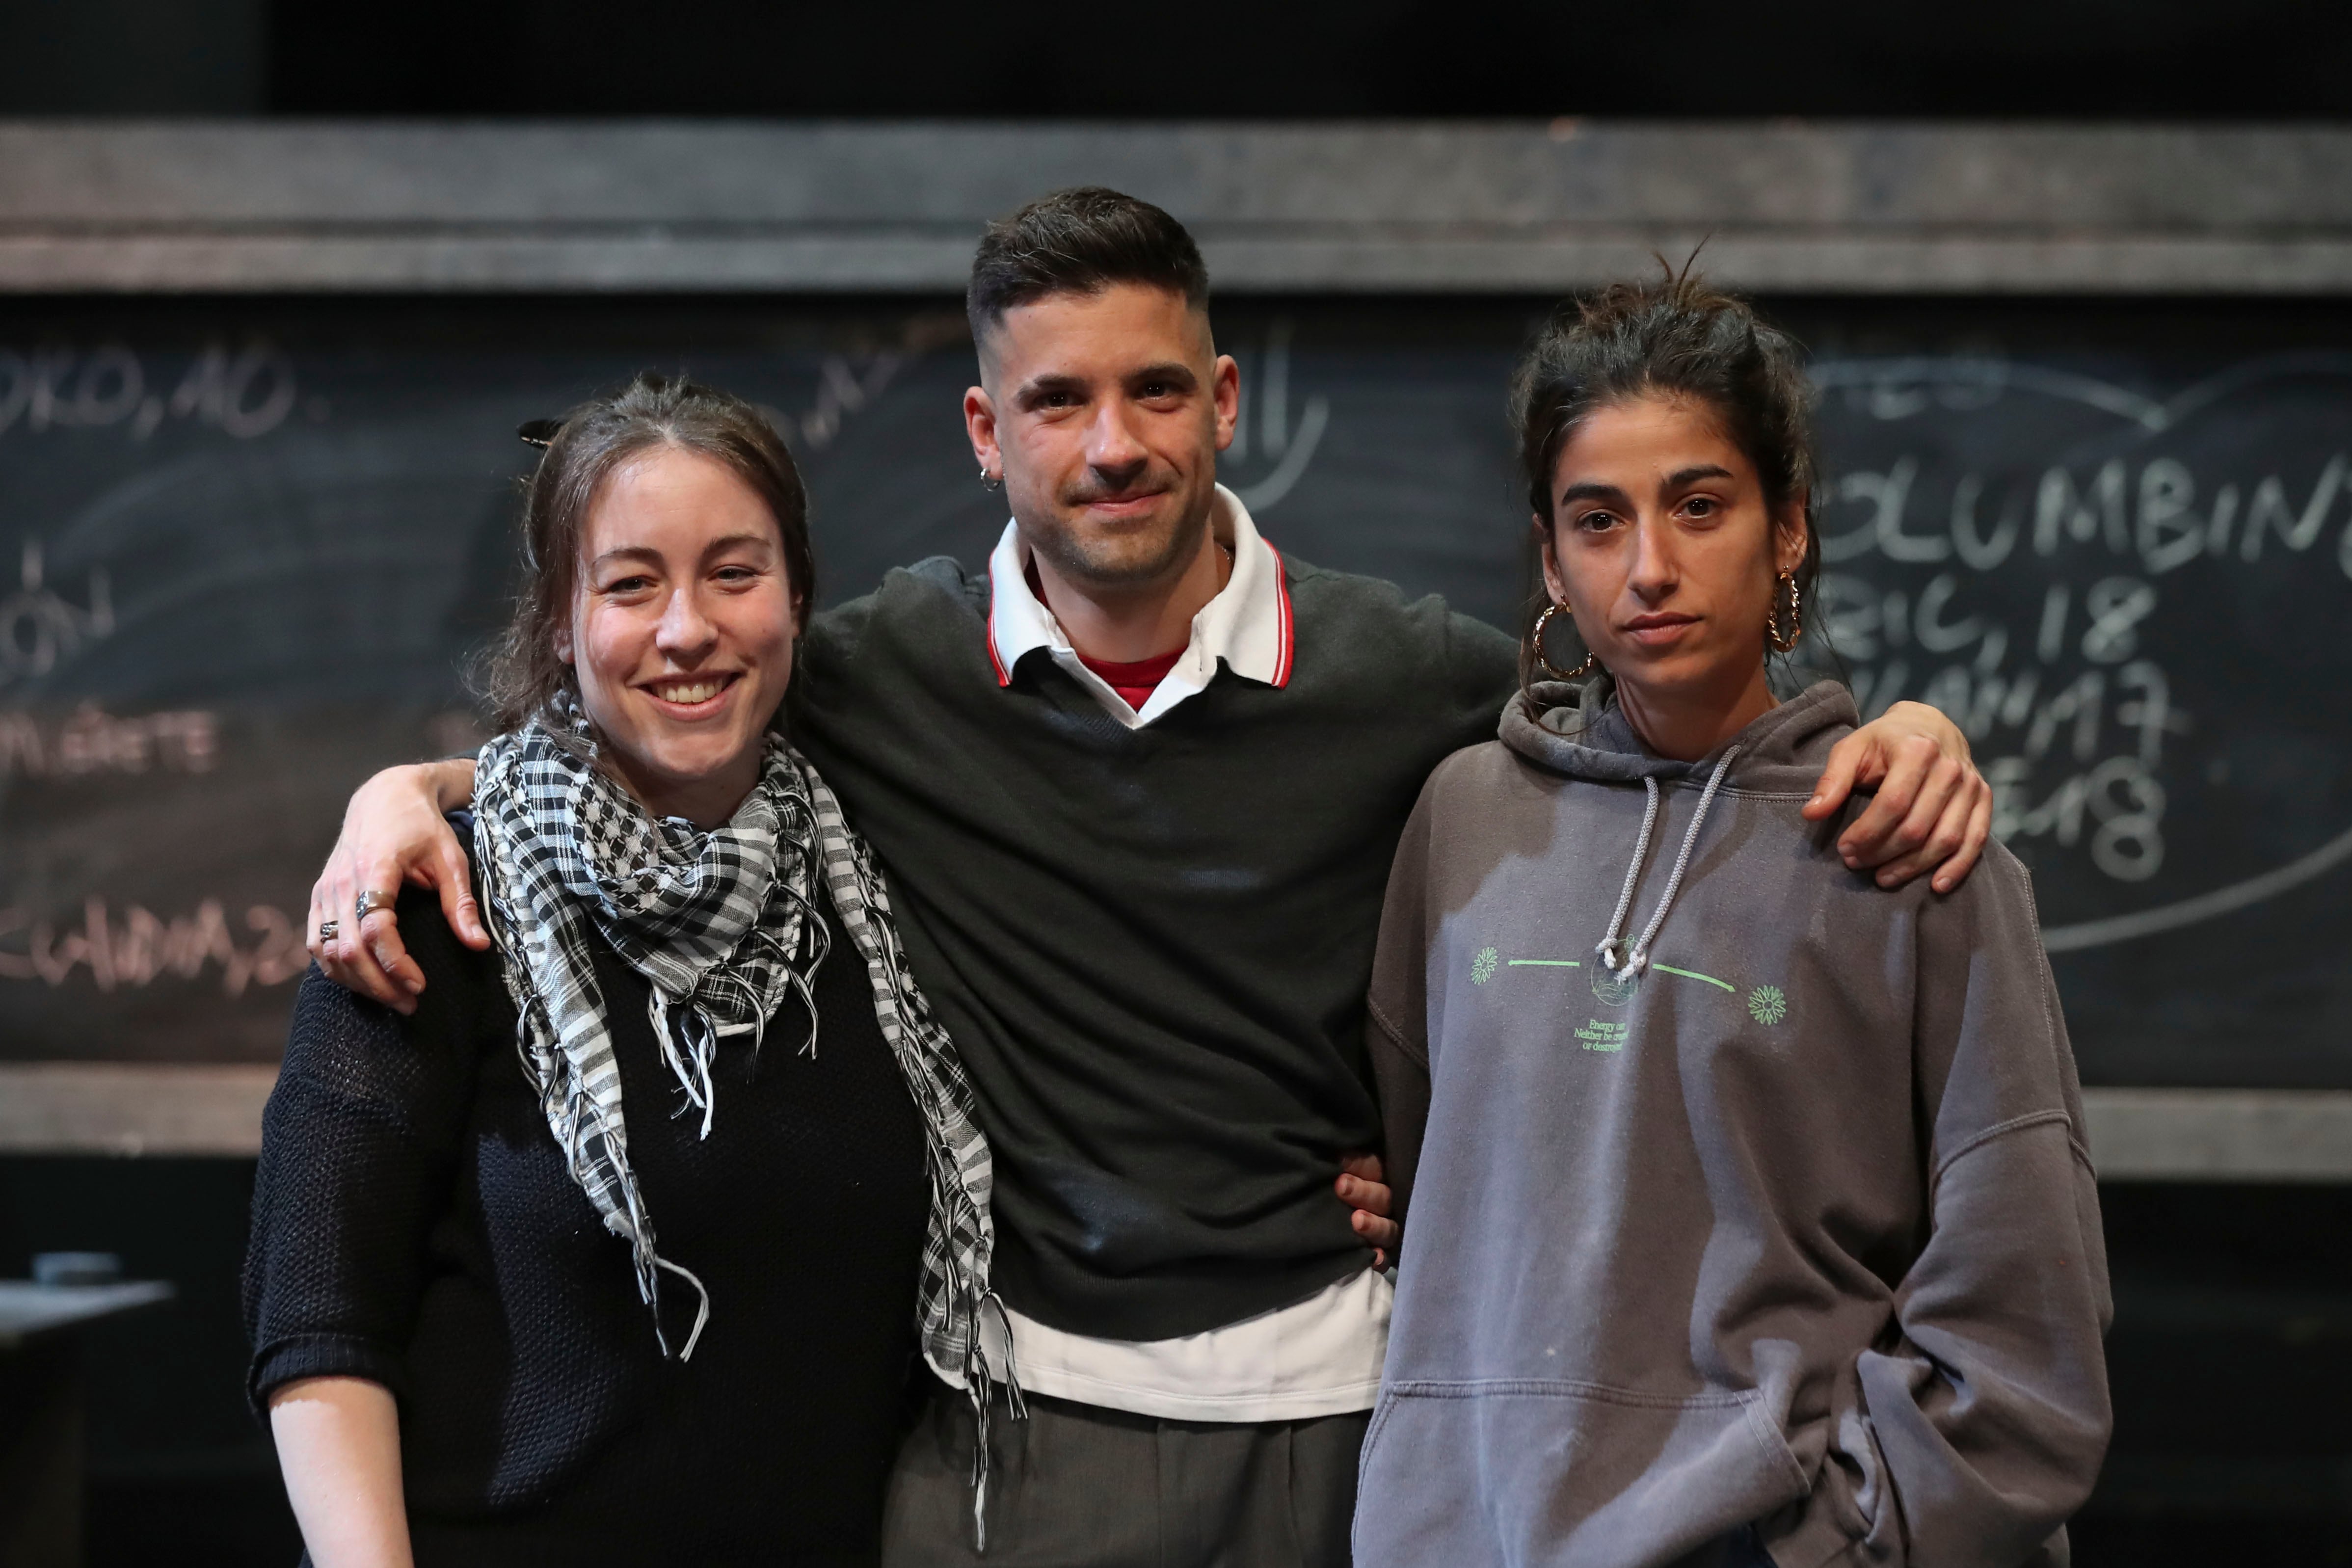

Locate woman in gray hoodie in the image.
[1358,274,2111,1568]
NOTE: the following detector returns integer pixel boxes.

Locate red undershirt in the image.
[1076,649,1185,712]
[1022,560,1187,710]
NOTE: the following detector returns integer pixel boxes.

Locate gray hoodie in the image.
[1358,680,2111,1568]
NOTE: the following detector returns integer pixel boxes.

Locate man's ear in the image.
[1211,353,1240,453]
[964,385,1001,480]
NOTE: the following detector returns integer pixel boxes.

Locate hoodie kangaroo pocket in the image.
[1355,1378,1813,1568]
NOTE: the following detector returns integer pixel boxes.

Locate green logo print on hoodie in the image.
[1358,681,2113,1568]
[1468,942,1788,1052]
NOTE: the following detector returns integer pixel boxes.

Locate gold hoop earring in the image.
[1767,570,1802,653]
[1532,601,1599,680]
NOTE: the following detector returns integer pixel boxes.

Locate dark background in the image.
[3,4,2350,1566]
[0,0,2345,120]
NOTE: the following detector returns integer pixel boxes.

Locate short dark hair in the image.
[966,186,1210,344]
[1510,266,1824,701]
[481,372,815,738]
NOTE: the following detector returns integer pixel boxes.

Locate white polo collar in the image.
[985,484,1294,729]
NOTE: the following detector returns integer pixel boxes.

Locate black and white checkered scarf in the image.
[471,699,1012,1469]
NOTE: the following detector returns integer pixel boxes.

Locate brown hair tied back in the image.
[1508,264,1824,706]
[479,372,815,740]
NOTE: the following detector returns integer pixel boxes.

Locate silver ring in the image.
[317,920,340,942]
[355,890,394,920]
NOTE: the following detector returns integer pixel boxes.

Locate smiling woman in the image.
[243,373,1000,1567]
[552,443,797,824]
[483,373,816,810]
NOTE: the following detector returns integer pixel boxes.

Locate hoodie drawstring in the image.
[1595,746,1741,983]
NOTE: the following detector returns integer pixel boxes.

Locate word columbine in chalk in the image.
[0,897,306,998]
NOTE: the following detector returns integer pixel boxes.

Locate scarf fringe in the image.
[650,999,713,1138]
[654,1256,712,1361]
[956,1277,1026,1552]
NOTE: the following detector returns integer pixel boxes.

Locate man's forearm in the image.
[428,756,479,813]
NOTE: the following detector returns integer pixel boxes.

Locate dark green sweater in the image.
[792,554,1517,1340]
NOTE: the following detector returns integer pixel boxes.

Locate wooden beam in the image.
[0,122,2345,294]
[0,1064,276,1157]
[8,1064,2352,1179]
[2080,1089,2352,1183]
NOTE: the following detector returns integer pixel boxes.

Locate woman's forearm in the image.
[268,1377,415,1568]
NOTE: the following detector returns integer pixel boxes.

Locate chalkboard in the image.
[1,297,2347,1090]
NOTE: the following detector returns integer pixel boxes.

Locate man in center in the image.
[308,188,1992,1567]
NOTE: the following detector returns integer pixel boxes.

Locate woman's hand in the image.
[307,758,486,1014]
[1803,700,1992,894]
[267,1377,414,1568]
[1338,1153,1399,1269]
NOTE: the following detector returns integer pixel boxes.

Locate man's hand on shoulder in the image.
[1802,699,1992,894]
[307,758,486,1014]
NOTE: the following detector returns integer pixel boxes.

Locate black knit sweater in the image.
[791,554,1518,1340]
[243,861,930,1566]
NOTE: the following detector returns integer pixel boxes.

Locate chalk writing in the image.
[0,898,306,998]
[783,353,904,452]
[1229,320,1331,514]
[1807,352,2352,922]
[0,538,111,689]
[0,341,298,441]
[1821,454,2352,580]
[1825,564,2192,884]
[0,703,217,779]
[768,314,967,456]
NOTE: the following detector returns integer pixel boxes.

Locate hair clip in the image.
[517,419,563,448]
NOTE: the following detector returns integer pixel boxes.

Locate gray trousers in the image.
[881,1381,1369,1568]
